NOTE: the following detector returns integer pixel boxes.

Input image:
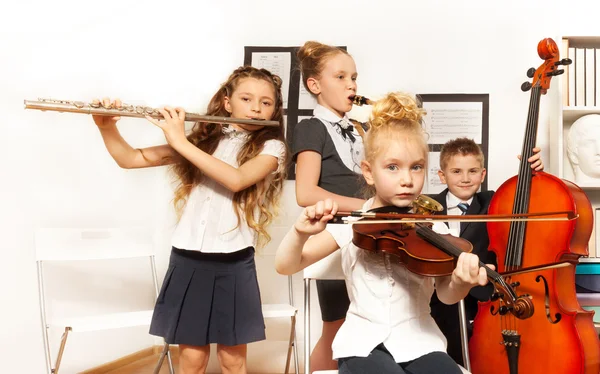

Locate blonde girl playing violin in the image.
[275,92,493,374]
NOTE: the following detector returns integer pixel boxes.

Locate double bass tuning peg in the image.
[527,67,536,78]
[555,58,572,66]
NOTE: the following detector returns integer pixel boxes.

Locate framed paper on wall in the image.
[418,94,490,194]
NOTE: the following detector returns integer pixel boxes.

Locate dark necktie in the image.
[336,121,356,143]
[457,202,470,215]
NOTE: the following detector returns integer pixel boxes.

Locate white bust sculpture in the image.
[566,114,600,184]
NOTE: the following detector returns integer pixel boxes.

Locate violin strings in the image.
[415,225,513,292]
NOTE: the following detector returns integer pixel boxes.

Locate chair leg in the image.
[285,313,297,374]
[458,299,471,372]
[304,278,311,374]
[293,330,299,374]
[37,262,53,374]
[287,274,299,374]
[153,342,170,374]
[53,327,71,374]
[166,348,174,374]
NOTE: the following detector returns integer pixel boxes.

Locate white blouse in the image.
[326,199,447,362]
[171,129,286,253]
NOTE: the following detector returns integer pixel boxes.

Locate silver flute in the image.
[24,98,280,127]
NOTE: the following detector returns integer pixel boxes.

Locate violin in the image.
[334,195,534,320]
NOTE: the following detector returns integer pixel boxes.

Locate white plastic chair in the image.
[303,251,345,374]
[35,227,174,374]
[153,275,299,374]
[304,250,470,374]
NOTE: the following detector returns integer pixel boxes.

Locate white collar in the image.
[221,125,250,139]
[446,191,473,209]
[313,104,351,127]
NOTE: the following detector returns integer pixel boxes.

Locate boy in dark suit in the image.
[429,137,543,365]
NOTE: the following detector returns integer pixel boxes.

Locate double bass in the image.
[469,38,600,374]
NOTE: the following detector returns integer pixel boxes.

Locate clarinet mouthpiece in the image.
[351,95,374,106]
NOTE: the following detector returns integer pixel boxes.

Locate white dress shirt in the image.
[171,129,286,253]
[312,104,365,174]
[326,199,447,363]
[446,191,473,234]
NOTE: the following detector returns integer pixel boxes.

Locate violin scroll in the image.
[513,296,535,319]
[491,282,535,320]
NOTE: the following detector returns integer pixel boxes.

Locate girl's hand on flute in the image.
[145,106,188,147]
[92,97,121,128]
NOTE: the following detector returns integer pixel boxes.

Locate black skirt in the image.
[149,246,265,346]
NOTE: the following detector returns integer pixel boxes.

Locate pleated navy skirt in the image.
[149,246,265,346]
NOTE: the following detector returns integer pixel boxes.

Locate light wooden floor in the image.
[102,351,178,374]
[98,351,277,374]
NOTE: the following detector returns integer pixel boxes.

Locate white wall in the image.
[3,0,594,372]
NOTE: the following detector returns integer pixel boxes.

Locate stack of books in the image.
[562,38,600,107]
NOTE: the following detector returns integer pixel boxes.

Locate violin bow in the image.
[331,210,576,224]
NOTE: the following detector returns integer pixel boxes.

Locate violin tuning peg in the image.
[521,82,532,92]
[510,281,520,288]
[498,306,510,315]
[526,67,536,78]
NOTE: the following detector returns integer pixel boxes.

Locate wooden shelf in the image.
[563,36,600,48]
[576,183,600,190]
[563,107,600,123]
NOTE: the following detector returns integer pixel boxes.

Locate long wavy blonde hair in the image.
[362,92,428,197]
[168,66,288,247]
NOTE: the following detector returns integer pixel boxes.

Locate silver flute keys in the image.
[24,98,280,127]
